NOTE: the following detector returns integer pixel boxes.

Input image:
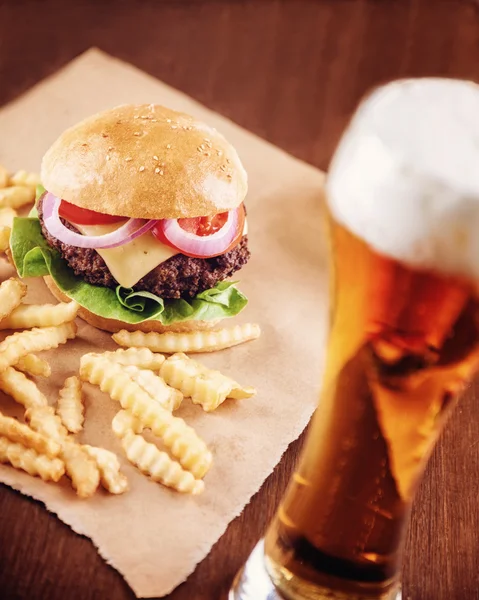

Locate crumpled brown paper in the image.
[0,49,328,597]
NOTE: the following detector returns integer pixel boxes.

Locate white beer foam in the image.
[327,78,479,280]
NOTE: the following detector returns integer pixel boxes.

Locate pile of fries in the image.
[0,278,129,497]
[0,167,41,252]
[0,277,259,497]
[80,328,257,495]
[0,166,41,207]
[0,164,261,498]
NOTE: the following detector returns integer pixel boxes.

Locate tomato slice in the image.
[178,213,229,236]
[152,204,246,257]
[59,200,126,225]
[177,217,201,234]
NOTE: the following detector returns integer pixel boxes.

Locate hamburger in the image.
[10,104,251,333]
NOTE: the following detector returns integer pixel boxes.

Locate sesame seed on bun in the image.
[41,104,248,220]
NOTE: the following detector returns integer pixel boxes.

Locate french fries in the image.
[0,227,10,253]
[0,165,39,209]
[80,355,212,478]
[81,351,178,413]
[0,301,79,329]
[0,278,27,322]
[25,405,100,498]
[121,429,204,495]
[15,354,51,378]
[0,436,65,482]
[0,322,76,373]
[112,411,203,495]
[0,186,35,209]
[0,273,108,498]
[112,323,261,354]
[61,441,100,499]
[111,410,203,494]
[87,347,165,370]
[123,365,183,412]
[0,207,16,252]
[0,367,48,409]
[160,353,256,412]
[9,170,42,189]
[0,368,98,496]
[0,207,17,228]
[0,411,60,457]
[110,408,143,437]
[57,376,84,434]
[25,405,68,440]
[83,445,129,495]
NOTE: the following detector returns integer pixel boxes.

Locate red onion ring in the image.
[160,208,239,257]
[42,193,157,249]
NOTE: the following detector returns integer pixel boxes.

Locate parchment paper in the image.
[0,49,328,597]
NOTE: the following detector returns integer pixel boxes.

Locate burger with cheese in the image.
[10,104,251,332]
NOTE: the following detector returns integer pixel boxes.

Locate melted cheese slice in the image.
[74,223,178,288]
[74,219,248,289]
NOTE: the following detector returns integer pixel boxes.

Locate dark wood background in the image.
[1,1,479,599]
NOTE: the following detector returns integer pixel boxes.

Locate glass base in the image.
[229,541,402,600]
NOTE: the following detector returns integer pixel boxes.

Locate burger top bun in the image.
[41,104,248,220]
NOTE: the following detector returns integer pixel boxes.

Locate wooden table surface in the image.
[1,1,479,599]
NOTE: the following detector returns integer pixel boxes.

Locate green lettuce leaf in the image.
[28,184,45,218]
[10,217,247,325]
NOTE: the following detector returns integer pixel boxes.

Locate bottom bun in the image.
[43,276,221,334]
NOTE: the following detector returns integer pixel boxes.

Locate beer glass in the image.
[230,78,479,600]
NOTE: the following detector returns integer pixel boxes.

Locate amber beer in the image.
[263,213,479,599]
[230,78,479,600]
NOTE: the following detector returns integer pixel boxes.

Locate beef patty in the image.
[38,198,250,299]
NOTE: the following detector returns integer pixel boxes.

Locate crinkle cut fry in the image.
[0,278,27,321]
[61,441,100,499]
[0,301,79,330]
[0,186,34,209]
[81,352,181,411]
[123,365,182,411]
[15,354,51,378]
[82,445,129,494]
[0,207,17,228]
[0,436,64,482]
[57,376,84,434]
[80,355,212,478]
[0,411,61,457]
[9,170,41,188]
[25,405,100,498]
[89,347,165,370]
[0,322,77,373]
[111,411,203,495]
[160,352,256,412]
[0,227,10,252]
[112,323,261,353]
[25,405,68,440]
[0,367,48,409]
[111,408,143,437]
